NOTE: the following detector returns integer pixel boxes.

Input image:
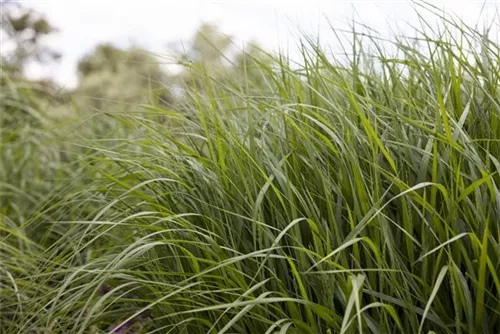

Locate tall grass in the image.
[1,7,500,334]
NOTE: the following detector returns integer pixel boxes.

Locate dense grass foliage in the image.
[2,10,500,334]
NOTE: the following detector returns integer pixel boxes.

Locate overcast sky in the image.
[20,1,498,88]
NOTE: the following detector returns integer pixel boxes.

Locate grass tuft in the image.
[1,6,500,334]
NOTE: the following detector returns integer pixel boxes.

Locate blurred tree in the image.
[0,1,61,77]
[170,23,273,96]
[1,2,64,128]
[74,43,172,111]
[174,23,233,66]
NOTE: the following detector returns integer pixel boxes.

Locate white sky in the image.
[15,1,499,88]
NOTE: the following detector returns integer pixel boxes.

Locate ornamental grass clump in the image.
[1,5,499,334]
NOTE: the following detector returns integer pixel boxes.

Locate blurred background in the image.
[3,1,496,89]
[2,1,498,150]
